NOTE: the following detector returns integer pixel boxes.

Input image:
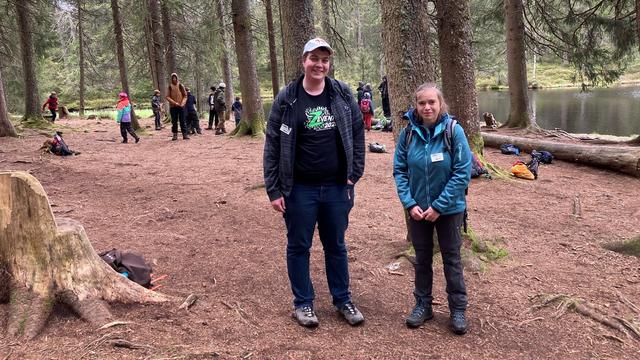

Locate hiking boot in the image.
[196,129,202,135]
[450,311,468,335]
[292,305,319,328]
[205,127,213,130]
[172,133,178,141]
[134,137,140,143]
[121,139,128,143]
[405,303,433,328]
[182,133,190,140]
[339,302,364,326]
[215,128,223,135]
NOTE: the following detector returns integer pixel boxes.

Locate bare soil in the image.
[1,117,639,359]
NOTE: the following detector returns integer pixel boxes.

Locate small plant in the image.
[603,235,640,258]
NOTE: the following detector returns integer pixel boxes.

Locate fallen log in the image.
[482,132,640,177]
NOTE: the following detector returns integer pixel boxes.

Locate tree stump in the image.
[0,171,172,339]
[483,112,498,129]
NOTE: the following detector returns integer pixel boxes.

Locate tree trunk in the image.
[149,0,167,113]
[264,0,280,98]
[144,16,157,90]
[15,0,40,121]
[0,171,172,340]
[482,133,640,177]
[161,1,177,75]
[110,0,140,130]
[381,0,437,141]
[216,0,234,121]
[0,65,17,137]
[436,0,483,153]
[229,0,265,137]
[77,0,86,118]
[280,0,315,83]
[503,0,533,128]
[319,0,335,78]
[278,0,286,87]
[636,0,640,50]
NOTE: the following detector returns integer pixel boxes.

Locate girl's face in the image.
[415,88,441,125]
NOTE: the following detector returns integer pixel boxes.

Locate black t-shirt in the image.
[293,84,347,185]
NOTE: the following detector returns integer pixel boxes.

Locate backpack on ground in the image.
[531,150,553,164]
[470,152,490,178]
[99,249,153,288]
[368,142,386,153]
[360,99,371,113]
[500,143,520,155]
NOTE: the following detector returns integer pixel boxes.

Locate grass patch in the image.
[603,234,640,258]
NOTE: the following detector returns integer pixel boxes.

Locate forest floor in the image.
[1,117,639,359]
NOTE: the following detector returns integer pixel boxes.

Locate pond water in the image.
[477,85,640,136]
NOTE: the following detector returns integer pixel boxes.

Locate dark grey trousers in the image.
[408,212,467,312]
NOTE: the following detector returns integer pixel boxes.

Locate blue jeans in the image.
[284,183,354,308]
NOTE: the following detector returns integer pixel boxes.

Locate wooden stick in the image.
[616,292,640,316]
[518,317,544,327]
[98,321,132,330]
[178,294,198,310]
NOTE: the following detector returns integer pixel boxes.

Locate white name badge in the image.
[280,124,291,135]
[431,152,444,162]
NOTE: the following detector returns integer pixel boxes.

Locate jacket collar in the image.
[284,75,339,104]
[404,109,450,139]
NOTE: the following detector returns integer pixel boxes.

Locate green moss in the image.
[603,235,640,258]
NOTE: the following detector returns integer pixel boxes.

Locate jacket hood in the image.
[170,73,179,83]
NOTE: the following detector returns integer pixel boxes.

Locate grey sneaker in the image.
[292,305,319,328]
[339,302,364,326]
[405,303,433,328]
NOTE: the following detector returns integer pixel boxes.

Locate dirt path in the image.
[1,117,639,359]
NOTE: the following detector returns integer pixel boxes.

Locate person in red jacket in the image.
[42,92,59,122]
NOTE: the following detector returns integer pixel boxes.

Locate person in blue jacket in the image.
[393,82,472,335]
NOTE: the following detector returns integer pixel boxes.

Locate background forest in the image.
[1,0,639,119]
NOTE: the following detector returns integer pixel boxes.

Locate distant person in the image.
[378,75,391,118]
[151,89,163,130]
[214,83,227,135]
[356,81,364,105]
[393,83,471,335]
[263,37,365,328]
[231,96,242,126]
[206,86,217,130]
[360,92,374,131]
[185,87,201,135]
[116,92,140,144]
[363,83,373,100]
[165,73,189,141]
[42,92,58,122]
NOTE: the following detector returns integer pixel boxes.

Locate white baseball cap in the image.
[302,37,333,56]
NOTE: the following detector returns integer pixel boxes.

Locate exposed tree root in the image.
[531,293,640,341]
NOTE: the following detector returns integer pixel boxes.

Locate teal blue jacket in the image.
[393,110,472,215]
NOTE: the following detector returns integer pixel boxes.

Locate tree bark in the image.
[77,0,86,118]
[229,0,265,137]
[161,1,177,75]
[319,0,335,78]
[15,0,40,121]
[149,0,167,113]
[0,64,17,137]
[280,0,315,83]
[636,0,640,50]
[482,132,640,177]
[436,0,483,153]
[110,0,140,130]
[504,0,533,128]
[264,0,280,98]
[216,0,234,120]
[144,16,157,90]
[381,0,437,141]
[0,171,172,340]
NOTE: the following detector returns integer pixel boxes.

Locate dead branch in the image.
[110,339,150,350]
[178,294,198,310]
[616,291,640,317]
[98,321,132,330]
[518,317,544,327]
[613,316,640,339]
[602,333,626,344]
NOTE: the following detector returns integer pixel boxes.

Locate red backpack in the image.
[360,99,371,113]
